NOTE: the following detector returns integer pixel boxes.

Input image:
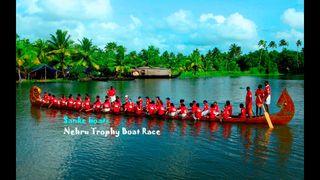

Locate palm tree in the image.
[258,40,267,70]
[296,40,302,70]
[33,39,49,65]
[279,39,288,50]
[188,48,203,74]
[73,37,99,76]
[16,38,40,81]
[268,41,277,50]
[228,43,241,71]
[47,29,73,78]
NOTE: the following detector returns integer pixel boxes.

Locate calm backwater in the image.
[16,76,304,179]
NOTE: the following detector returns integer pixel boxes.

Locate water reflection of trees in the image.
[34,108,293,164]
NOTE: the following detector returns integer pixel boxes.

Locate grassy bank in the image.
[179,71,281,78]
[16,79,71,83]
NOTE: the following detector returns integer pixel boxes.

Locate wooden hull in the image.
[29,87,295,125]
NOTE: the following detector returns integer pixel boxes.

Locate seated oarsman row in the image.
[39,93,252,120]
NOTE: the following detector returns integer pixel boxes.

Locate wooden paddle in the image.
[85,108,93,112]
[48,103,53,109]
[258,96,274,129]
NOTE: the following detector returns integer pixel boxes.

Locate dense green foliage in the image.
[16,29,304,80]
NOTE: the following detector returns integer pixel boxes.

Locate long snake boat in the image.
[30,86,295,125]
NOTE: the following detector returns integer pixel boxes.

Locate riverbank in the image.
[179,71,282,78]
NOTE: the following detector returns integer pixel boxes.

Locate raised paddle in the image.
[258,96,274,129]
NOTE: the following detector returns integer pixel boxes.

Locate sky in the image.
[16,0,304,54]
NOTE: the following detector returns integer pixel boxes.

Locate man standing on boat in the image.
[245,86,253,117]
[107,86,116,103]
[264,81,271,113]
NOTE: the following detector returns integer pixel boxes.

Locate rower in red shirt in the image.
[145,96,151,109]
[135,101,144,115]
[156,96,161,106]
[147,101,156,115]
[212,102,220,116]
[238,103,246,118]
[49,95,59,108]
[93,96,102,113]
[138,96,143,106]
[82,97,91,111]
[166,97,171,110]
[255,84,264,116]
[102,96,111,113]
[41,92,49,106]
[67,94,75,110]
[60,95,67,108]
[222,101,232,120]
[167,103,177,117]
[191,100,197,114]
[107,86,116,103]
[125,99,135,113]
[202,100,210,116]
[193,103,202,120]
[157,101,166,116]
[113,99,121,114]
[179,103,188,118]
[245,86,253,117]
[209,104,217,119]
[74,96,82,111]
[264,81,271,113]
[85,93,91,103]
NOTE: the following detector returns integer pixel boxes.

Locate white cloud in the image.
[282,8,304,29]
[275,28,304,41]
[199,13,225,24]
[166,9,196,32]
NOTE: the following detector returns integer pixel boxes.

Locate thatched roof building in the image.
[29,64,60,79]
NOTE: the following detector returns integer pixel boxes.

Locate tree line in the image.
[16,29,304,80]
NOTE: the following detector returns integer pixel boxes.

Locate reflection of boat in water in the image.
[30,86,295,125]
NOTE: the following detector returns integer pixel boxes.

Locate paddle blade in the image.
[264,111,274,129]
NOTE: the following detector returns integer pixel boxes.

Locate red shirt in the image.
[180,106,187,114]
[240,107,246,118]
[157,104,165,115]
[113,101,121,113]
[93,100,102,112]
[166,100,171,109]
[146,99,151,108]
[209,108,216,119]
[67,97,74,108]
[255,89,264,105]
[222,107,231,119]
[43,94,49,103]
[195,107,202,119]
[74,99,82,110]
[203,103,209,111]
[192,104,197,113]
[148,104,156,115]
[138,98,143,105]
[168,106,177,113]
[103,100,111,108]
[127,102,135,112]
[107,89,116,96]
[264,85,271,97]
[246,90,252,105]
[226,104,232,115]
[60,97,67,107]
[213,105,219,114]
[135,103,143,115]
[82,100,91,110]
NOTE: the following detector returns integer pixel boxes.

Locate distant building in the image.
[131,66,172,78]
[29,64,60,79]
